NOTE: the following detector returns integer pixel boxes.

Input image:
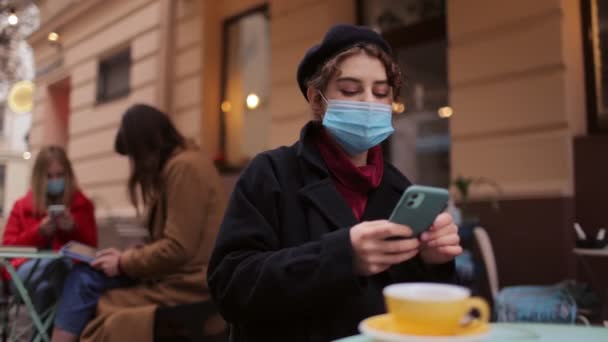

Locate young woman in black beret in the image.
[208,24,462,341]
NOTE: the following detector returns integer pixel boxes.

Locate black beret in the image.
[296,24,392,101]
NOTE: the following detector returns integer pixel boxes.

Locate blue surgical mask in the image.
[47,178,65,196]
[320,95,394,156]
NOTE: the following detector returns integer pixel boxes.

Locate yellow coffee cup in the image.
[383,283,489,336]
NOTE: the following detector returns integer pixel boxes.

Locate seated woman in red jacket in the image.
[2,145,98,317]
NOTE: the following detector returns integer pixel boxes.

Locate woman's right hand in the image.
[91,248,123,277]
[38,216,56,237]
[350,220,420,276]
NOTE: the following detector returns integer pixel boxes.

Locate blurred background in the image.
[1,0,607,323]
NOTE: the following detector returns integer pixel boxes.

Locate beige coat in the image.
[80,147,226,342]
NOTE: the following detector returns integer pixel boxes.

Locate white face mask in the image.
[47,178,65,195]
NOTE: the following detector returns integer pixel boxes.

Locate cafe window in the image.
[582,0,608,133]
[218,6,270,171]
[96,48,131,103]
[359,0,450,188]
[358,0,444,33]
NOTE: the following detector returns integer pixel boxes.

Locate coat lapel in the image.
[361,164,410,221]
[298,179,358,229]
[296,121,358,230]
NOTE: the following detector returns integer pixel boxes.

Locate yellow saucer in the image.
[359,314,491,342]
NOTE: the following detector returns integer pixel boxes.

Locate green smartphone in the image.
[388,185,449,238]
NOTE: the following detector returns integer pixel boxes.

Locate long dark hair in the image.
[114,104,186,211]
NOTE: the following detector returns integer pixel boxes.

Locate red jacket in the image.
[2,190,98,270]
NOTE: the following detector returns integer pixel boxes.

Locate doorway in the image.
[359,0,450,187]
[46,77,70,147]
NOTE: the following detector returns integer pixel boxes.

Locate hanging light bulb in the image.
[8,8,19,26]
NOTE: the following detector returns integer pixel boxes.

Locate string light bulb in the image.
[7,8,18,26]
[392,102,405,114]
[48,32,60,42]
[220,101,232,113]
[438,106,454,118]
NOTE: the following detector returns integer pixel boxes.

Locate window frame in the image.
[217,5,270,173]
[581,0,608,133]
[96,48,131,104]
[0,102,5,137]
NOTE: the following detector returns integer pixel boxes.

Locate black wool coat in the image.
[208,122,455,342]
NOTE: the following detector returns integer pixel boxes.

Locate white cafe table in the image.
[573,247,608,257]
[335,323,608,341]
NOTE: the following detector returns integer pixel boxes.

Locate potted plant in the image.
[450,176,502,289]
[451,175,502,223]
[450,175,502,243]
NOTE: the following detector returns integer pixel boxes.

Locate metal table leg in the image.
[0,260,50,342]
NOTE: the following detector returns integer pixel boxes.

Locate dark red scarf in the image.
[315,129,384,221]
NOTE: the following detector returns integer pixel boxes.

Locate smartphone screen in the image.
[48,204,66,216]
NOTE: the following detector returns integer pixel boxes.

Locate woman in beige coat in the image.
[50,104,226,342]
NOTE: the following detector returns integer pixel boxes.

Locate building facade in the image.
[27,0,607,286]
[0,2,38,226]
[0,102,31,222]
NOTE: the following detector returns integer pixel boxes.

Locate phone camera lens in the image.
[407,201,415,207]
[411,193,419,199]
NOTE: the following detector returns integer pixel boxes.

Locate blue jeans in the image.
[11,258,72,316]
[53,265,132,335]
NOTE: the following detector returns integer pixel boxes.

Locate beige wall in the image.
[171,0,203,143]
[448,0,586,199]
[37,0,75,25]
[30,0,163,217]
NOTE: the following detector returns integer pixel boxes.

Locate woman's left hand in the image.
[91,248,123,277]
[419,212,463,264]
[55,211,75,232]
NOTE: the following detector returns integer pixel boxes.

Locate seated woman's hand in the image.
[91,248,123,277]
[38,216,56,237]
[350,220,420,276]
[419,212,462,265]
[56,211,75,232]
